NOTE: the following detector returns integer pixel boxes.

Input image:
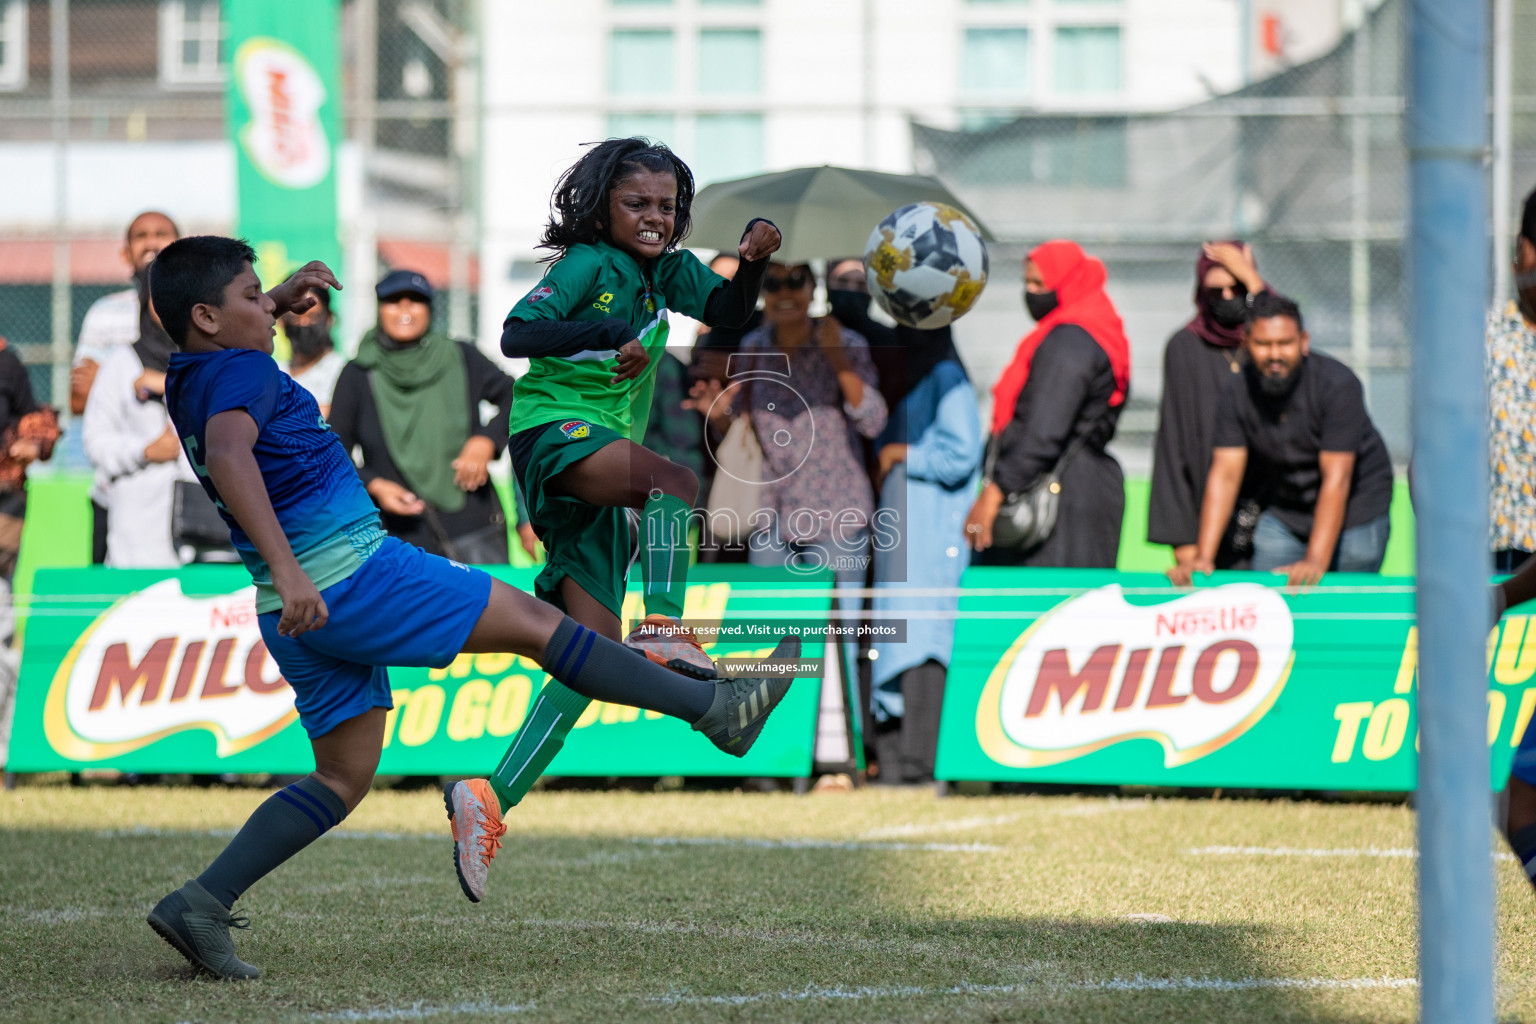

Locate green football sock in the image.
[488,617,719,811]
[641,492,692,620]
[488,679,590,812]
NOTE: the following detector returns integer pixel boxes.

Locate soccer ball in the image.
[863,202,989,330]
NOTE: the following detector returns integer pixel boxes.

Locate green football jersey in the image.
[505,242,723,443]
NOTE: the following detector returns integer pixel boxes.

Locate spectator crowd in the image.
[47,180,1536,784]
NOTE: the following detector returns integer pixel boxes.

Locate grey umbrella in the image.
[686,164,992,264]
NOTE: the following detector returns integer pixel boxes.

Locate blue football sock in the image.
[197,776,348,908]
[1511,823,1536,892]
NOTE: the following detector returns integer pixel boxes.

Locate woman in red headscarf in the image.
[1148,242,1268,576]
[964,240,1131,567]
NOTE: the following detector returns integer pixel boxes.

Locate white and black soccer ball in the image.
[862,202,989,330]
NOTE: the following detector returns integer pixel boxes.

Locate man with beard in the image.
[1487,188,1536,574]
[74,211,179,562]
[1168,291,1393,587]
[279,279,345,416]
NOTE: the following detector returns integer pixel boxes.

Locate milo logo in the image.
[976,583,1295,767]
[43,580,297,761]
[234,38,331,190]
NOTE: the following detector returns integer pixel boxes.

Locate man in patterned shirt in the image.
[1488,188,1536,573]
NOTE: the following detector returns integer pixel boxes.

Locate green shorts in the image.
[508,418,634,619]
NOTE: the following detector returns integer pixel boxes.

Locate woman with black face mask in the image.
[965,241,1131,567]
[1147,241,1268,575]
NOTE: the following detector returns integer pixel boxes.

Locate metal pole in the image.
[861,0,875,166]
[49,0,70,411]
[1349,3,1372,396]
[1409,0,1494,1020]
[1492,0,1513,304]
[1239,0,1253,86]
[447,0,474,342]
[347,0,378,356]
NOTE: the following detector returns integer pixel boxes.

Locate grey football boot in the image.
[147,879,261,980]
[693,636,802,756]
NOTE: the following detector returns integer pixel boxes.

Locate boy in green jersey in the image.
[444,139,781,898]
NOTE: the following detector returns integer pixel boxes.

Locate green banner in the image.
[225,0,343,290]
[938,569,1534,790]
[7,566,827,777]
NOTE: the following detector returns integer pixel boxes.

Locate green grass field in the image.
[3,781,1534,1023]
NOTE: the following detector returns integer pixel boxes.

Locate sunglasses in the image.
[763,270,813,293]
[1202,284,1248,302]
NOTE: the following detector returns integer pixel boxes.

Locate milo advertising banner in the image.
[225,0,343,283]
[7,567,826,777]
[939,569,1536,790]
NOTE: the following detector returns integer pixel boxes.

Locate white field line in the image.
[862,813,1026,839]
[308,1002,533,1021]
[652,976,1419,1006]
[95,826,427,841]
[638,836,1002,853]
[862,799,1151,840]
[1191,845,1518,861]
[94,827,999,853]
[2,905,112,924]
[297,875,443,895]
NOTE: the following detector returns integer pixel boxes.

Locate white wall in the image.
[0,141,235,232]
[477,0,1355,340]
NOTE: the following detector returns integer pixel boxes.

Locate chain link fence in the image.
[0,0,481,469]
[916,0,1536,466]
[4,0,1532,468]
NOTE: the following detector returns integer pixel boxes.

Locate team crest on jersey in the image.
[527,286,553,304]
[559,420,591,440]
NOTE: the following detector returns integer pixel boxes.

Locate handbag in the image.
[988,432,1090,552]
[422,504,509,565]
[173,480,231,550]
[704,379,765,545]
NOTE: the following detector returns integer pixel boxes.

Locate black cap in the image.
[375,269,434,303]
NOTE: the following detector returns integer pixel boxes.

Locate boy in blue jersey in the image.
[1498,560,1536,891]
[142,236,798,980]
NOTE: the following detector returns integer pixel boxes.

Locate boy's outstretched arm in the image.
[266,261,341,318]
[204,408,328,637]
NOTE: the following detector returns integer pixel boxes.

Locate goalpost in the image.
[1409,0,1495,1019]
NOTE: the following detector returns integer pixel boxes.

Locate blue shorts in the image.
[260,537,494,739]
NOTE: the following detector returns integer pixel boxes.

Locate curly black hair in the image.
[537,137,696,262]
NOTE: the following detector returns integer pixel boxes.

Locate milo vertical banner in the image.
[225,0,343,286]
[938,569,1536,790]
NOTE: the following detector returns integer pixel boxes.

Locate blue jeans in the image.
[1251,509,1390,574]
[1495,549,1533,574]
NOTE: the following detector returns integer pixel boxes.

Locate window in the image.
[961,28,1031,96]
[698,29,761,95]
[159,0,225,88]
[610,29,675,95]
[1055,25,1121,93]
[607,112,679,145]
[0,0,26,92]
[693,113,764,186]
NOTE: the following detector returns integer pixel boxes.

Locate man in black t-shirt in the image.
[1169,292,1394,586]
